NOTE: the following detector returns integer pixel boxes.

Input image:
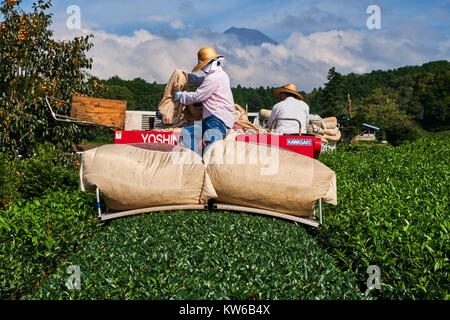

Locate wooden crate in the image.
[70,96,127,128]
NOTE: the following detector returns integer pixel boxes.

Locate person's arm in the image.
[180,77,216,105]
[267,105,279,130]
[188,73,205,87]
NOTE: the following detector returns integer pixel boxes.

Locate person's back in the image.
[267,84,309,134]
[176,46,235,155]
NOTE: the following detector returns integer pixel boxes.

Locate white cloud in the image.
[51,24,450,92]
[170,20,185,30]
[142,14,185,30]
[143,15,171,23]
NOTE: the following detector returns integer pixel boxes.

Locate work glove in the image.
[174,91,183,101]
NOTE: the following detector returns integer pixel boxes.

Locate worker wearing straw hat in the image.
[267,83,309,134]
[175,47,235,154]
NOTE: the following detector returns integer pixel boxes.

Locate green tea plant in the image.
[28,211,365,300]
[0,152,20,209]
[0,143,80,210]
[4,134,448,300]
[0,189,100,299]
[316,133,449,299]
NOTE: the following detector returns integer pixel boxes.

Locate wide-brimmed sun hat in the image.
[273,83,304,101]
[192,46,224,72]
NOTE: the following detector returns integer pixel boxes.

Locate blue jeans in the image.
[155,107,163,121]
[180,115,229,155]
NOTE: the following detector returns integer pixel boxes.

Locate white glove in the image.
[174,91,183,101]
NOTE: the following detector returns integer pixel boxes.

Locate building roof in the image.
[362,123,380,130]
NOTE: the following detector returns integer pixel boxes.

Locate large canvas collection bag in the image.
[80,141,337,218]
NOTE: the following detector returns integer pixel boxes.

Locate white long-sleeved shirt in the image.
[180,67,235,129]
[267,97,310,134]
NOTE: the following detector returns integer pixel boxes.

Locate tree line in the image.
[92,60,449,145]
[313,60,449,144]
[92,75,284,113]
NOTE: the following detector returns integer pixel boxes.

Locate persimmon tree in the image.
[0,0,102,157]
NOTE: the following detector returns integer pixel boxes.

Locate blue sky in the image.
[21,0,449,40]
[15,0,450,90]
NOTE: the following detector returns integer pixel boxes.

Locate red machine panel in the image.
[114,131,321,158]
[235,134,321,159]
[115,131,180,145]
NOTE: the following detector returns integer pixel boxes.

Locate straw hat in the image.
[273,83,304,101]
[192,47,224,72]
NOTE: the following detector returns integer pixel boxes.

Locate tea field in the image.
[0,133,448,300]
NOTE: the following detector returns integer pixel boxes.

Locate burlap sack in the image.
[324,130,342,143]
[151,127,184,132]
[80,144,217,211]
[183,104,203,122]
[309,114,326,129]
[233,104,269,133]
[258,109,272,120]
[234,103,249,122]
[323,117,338,129]
[157,69,202,125]
[203,140,337,216]
[325,127,339,136]
[306,116,341,144]
[308,123,326,135]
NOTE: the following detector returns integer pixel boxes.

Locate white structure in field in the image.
[125,110,158,131]
[352,123,380,142]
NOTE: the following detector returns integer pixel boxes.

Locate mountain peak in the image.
[224,27,278,46]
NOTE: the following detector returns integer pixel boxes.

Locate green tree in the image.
[353,88,422,145]
[100,84,136,109]
[414,70,450,131]
[320,67,348,118]
[0,0,100,157]
[311,60,449,135]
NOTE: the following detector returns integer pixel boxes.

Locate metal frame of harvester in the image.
[95,187,323,227]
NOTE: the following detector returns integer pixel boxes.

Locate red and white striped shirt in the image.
[180,67,235,128]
